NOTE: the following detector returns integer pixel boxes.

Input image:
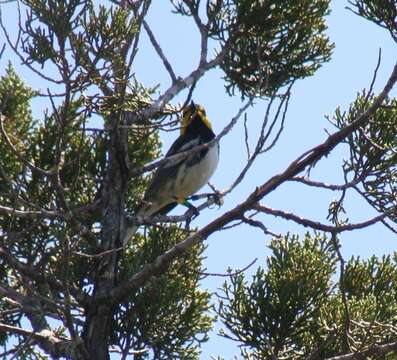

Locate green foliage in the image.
[171,0,333,98]
[217,234,397,359]
[217,0,333,98]
[0,63,37,191]
[217,233,337,358]
[21,0,84,64]
[115,227,213,359]
[331,93,397,222]
[348,0,397,42]
[81,4,138,61]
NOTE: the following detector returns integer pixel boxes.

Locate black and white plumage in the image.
[123,101,219,244]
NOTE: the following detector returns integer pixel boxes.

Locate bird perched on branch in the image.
[123,101,219,245]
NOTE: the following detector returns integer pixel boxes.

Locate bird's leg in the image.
[181,198,199,217]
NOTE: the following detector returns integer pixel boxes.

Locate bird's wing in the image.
[165,133,201,157]
[142,135,201,203]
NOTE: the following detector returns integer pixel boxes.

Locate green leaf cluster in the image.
[217,0,334,98]
[332,93,397,222]
[115,227,213,359]
[171,0,333,98]
[217,233,397,359]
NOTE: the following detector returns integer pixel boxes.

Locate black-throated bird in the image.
[123,101,219,244]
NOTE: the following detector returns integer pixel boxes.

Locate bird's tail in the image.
[122,202,155,246]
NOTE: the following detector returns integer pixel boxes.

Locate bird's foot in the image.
[208,191,223,207]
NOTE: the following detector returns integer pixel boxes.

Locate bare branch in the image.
[254,204,387,233]
[142,20,177,83]
[0,204,57,219]
[200,258,258,278]
[364,48,382,104]
[241,215,282,238]
[291,173,367,191]
[74,246,124,258]
[243,113,251,159]
[0,42,5,58]
[130,37,232,122]
[224,87,292,195]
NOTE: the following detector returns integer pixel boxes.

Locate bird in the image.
[123,101,219,245]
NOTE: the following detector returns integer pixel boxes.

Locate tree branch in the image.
[125,36,232,123]
[0,322,87,359]
[325,340,397,360]
[291,173,367,191]
[142,20,177,83]
[253,204,387,233]
[0,246,88,306]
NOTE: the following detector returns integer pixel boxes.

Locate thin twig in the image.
[330,233,351,351]
[143,20,177,83]
[200,258,257,278]
[292,172,368,191]
[364,48,382,105]
[254,204,387,233]
[74,246,124,258]
[241,216,282,238]
[243,113,251,159]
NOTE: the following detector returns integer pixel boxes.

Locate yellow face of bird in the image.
[181,103,212,135]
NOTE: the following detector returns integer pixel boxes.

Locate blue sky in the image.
[1,1,397,359]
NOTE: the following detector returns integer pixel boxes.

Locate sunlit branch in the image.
[0,322,86,359]
[142,20,177,83]
[254,204,387,233]
[291,173,368,191]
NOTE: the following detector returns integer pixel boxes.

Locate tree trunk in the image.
[83,117,129,359]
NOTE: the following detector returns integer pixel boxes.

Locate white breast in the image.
[174,143,219,199]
